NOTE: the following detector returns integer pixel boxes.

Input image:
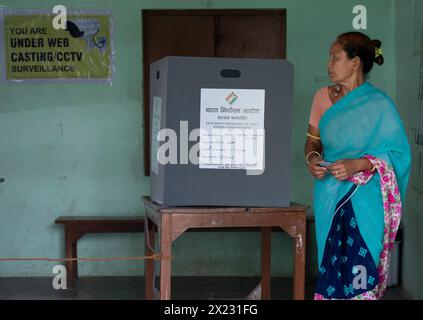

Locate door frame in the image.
[142,9,286,176]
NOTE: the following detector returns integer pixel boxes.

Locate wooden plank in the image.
[142,197,309,213]
[170,212,302,229]
[76,224,142,234]
[55,216,144,224]
[64,225,74,286]
[144,218,156,300]
[293,218,306,300]
[160,213,172,300]
[144,9,286,16]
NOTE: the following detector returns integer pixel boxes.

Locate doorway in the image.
[142,9,287,175]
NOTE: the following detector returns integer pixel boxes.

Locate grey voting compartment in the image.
[150,56,294,207]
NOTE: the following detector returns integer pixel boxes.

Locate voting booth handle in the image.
[220,69,241,78]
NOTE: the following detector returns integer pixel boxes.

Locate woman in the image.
[304,32,411,300]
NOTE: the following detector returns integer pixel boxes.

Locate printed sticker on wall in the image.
[0,7,114,83]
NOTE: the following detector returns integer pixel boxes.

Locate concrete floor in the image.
[0,277,412,300]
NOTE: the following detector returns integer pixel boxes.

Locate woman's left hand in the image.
[327,159,364,181]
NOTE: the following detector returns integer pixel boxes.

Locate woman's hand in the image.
[307,156,328,179]
[327,158,370,181]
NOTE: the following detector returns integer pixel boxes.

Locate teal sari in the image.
[313,82,411,299]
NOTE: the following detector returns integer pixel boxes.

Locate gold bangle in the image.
[306,151,321,165]
[363,157,376,172]
[307,132,321,140]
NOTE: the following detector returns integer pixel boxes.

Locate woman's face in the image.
[327,42,355,83]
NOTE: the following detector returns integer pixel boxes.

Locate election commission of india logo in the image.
[226,91,238,105]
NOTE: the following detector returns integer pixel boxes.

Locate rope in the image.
[0,253,170,262]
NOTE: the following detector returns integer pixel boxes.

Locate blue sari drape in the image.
[313,82,411,299]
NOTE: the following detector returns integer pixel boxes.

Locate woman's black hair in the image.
[336,32,384,75]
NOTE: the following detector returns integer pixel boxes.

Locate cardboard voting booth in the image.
[150,56,293,207]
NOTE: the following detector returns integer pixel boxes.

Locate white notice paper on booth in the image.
[199,88,265,170]
[151,96,162,175]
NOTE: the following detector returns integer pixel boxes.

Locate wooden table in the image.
[142,196,307,300]
[55,216,144,286]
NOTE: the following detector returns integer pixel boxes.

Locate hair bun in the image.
[371,39,382,48]
[371,39,384,65]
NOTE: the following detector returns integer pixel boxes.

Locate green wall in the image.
[0,0,401,282]
[395,0,423,300]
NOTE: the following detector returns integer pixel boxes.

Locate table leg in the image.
[64,226,74,287]
[72,241,78,279]
[160,213,172,300]
[144,217,156,300]
[293,221,306,300]
[261,227,271,300]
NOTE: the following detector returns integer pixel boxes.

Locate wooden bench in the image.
[55,216,145,286]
